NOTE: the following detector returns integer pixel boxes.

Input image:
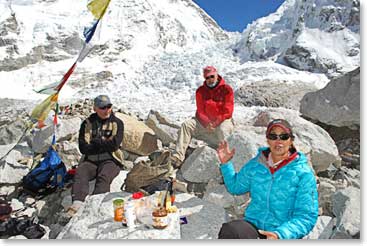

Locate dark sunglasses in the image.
[267,133,291,141]
[205,75,215,80]
[99,105,112,110]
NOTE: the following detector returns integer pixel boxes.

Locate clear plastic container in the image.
[124,201,136,228]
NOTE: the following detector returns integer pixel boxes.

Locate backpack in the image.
[22,146,67,196]
[0,215,46,239]
[122,150,173,193]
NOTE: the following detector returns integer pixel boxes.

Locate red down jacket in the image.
[195,75,234,128]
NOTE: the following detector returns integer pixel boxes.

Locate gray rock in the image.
[203,184,235,209]
[0,119,27,145]
[10,198,24,211]
[303,216,335,239]
[115,112,159,156]
[250,109,341,173]
[0,185,15,196]
[235,80,318,110]
[30,117,81,154]
[318,180,336,217]
[226,126,266,172]
[11,198,36,218]
[57,191,181,239]
[332,166,360,189]
[177,193,227,239]
[331,186,360,238]
[0,150,29,184]
[181,146,221,183]
[317,163,339,179]
[36,192,65,225]
[56,141,81,168]
[0,143,17,160]
[145,110,179,146]
[283,44,342,76]
[301,68,360,129]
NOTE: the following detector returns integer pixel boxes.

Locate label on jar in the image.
[152,214,168,229]
[114,207,125,222]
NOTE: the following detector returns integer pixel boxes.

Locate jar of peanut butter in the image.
[152,207,168,229]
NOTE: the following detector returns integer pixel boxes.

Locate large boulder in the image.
[226,126,266,172]
[202,184,235,209]
[0,119,28,145]
[30,117,81,154]
[248,109,341,173]
[57,191,181,239]
[57,192,227,239]
[332,166,360,189]
[303,216,335,239]
[180,146,221,183]
[177,193,227,239]
[0,149,29,184]
[235,80,319,111]
[56,141,81,168]
[318,179,336,217]
[331,186,360,238]
[300,68,360,129]
[115,112,158,156]
[145,110,179,146]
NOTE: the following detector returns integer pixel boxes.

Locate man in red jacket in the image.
[171,66,234,168]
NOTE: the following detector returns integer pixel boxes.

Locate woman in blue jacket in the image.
[217,119,318,239]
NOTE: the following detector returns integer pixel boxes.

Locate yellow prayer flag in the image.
[31,93,59,122]
[87,0,111,19]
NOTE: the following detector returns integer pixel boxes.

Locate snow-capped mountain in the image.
[233,0,360,78]
[0,0,358,123]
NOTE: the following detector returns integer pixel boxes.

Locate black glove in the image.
[91,138,102,147]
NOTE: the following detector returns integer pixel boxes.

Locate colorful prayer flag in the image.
[87,0,111,20]
[31,93,59,123]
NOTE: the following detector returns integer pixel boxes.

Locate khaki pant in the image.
[173,117,234,162]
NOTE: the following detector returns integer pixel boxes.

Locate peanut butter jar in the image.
[152,208,168,229]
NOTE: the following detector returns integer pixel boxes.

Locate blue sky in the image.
[193,0,286,32]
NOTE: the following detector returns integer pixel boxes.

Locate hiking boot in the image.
[66,206,79,217]
[170,156,183,169]
[65,201,83,217]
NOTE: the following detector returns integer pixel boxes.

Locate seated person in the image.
[67,95,124,216]
[216,119,318,239]
[171,66,234,168]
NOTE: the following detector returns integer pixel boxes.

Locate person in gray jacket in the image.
[217,119,318,239]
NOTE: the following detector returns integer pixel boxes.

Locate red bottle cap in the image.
[132,191,144,199]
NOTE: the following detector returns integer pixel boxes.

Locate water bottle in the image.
[124,200,136,229]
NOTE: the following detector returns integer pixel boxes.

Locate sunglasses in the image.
[99,105,112,110]
[267,133,291,141]
[205,75,215,80]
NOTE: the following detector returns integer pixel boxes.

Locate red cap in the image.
[266,119,294,137]
[203,66,217,78]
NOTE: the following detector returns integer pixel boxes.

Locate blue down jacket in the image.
[220,147,318,239]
